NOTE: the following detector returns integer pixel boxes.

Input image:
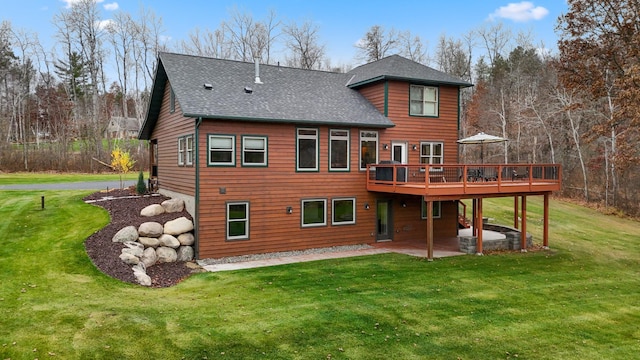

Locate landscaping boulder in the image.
[140,204,165,217]
[122,246,143,258]
[119,252,140,265]
[177,246,194,261]
[112,226,139,243]
[156,246,177,263]
[164,217,193,235]
[133,268,151,287]
[177,233,195,246]
[161,198,185,213]
[138,222,164,237]
[140,247,158,268]
[138,236,160,248]
[158,234,180,249]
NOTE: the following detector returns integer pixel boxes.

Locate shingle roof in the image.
[346,54,473,88]
[140,53,395,139]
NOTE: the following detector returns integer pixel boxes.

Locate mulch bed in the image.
[83,188,201,288]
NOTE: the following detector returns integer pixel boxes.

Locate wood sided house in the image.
[139,52,561,260]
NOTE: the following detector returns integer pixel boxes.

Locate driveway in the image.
[0,180,137,191]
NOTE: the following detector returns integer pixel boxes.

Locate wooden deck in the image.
[366,163,561,200]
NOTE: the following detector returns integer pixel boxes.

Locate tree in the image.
[111,147,135,189]
[282,20,325,70]
[354,25,399,63]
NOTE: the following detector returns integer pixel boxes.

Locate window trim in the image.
[296,127,319,172]
[207,134,236,167]
[359,130,379,171]
[329,129,350,172]
[420,141,444,172]
[332,197,356,225]
[421,198,442,219]
[241,135,268,167]
[185,135,194,166]
[177,137,185,166]
[226,201,249,240]
[301,198,327,228]
[409,84,439,117]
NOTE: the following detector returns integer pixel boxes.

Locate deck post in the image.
[521,196,527,252]
[476,198,483,255]
[472,199,477,237]
[543,193,549,249]
[513,196,519,229]
[426,200,434,261]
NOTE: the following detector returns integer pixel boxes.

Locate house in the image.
[106,116,141,139]
[139,52,561,260]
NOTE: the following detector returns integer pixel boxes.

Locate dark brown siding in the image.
[150,80,196,196]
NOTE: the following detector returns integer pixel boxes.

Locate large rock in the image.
[133,269,151,286]
[158,234,180,249]
[122,246,143,258]
[177,233,195,246]
[119,252,140,265]
[156,246,177,263]
[112,226,139,243]
[177,246,194,261]
[138,236,160,248]
[140,204,165,217]
[140,247,158,268]
[163,217,194,235]
[138,222,164,237]
[161,198,185,213]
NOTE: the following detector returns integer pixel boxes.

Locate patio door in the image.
[391,142,407,181]
[376,200,393,241]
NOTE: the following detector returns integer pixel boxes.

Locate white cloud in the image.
[104,2,119,11]
[489,2,549,22]
[61,0,104,9]
[97,19,115,31]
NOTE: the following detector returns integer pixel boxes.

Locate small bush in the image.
[136,170,146,195]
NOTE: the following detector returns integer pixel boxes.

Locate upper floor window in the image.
[359,130,378,171]
[208,134,235,166]
[420,142,443,170]
[410,85,438,117]
[329,129,349,171]
[242,136,267,166]
[297,128,318,171]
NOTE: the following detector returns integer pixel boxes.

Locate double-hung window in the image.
[410,85,438,117]
[227,202,249,240]
[297,128,318,171]
[359,130,378,170]
[242,136,267,166]
[178,137,185,165]
[208,135,235,166]
[421,199,442,219]
[329,129,349,171]
[332,198,355,225]
[301,199,326,227]
[420,142,443,171]
[185,135,193,166]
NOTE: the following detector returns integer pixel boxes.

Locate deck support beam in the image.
[543,193,549,248]
[520,195,527,251]
[514,196,519,229]
[426,200,434,261]
[476,198,483,255]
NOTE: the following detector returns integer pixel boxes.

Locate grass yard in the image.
[0,172,145,185]
[0,190,639,359]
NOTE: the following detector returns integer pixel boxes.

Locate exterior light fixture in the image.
[364,203,370,210]
[401,201,407,208]
[412,144,418,151]
[383,144,389,150]
[286,206,293,214]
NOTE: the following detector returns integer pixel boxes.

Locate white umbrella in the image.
[457,132,507,163]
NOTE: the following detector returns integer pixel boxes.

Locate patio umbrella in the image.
[457,132,508,163]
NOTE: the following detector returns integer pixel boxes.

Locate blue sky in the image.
[3,0,567,66]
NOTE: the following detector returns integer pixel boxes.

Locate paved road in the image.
[0,180,137,191]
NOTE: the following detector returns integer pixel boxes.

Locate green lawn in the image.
[0,172,145,185]
[1,190,639,359]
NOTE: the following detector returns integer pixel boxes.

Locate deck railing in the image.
[366,163,562,196]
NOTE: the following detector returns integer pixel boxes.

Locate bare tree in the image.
[282,20,325,70]
[398,30,429,65]
[435,34,471,81]
[223,8,280,63]
[475,22,511,68]
[354,25,399,63]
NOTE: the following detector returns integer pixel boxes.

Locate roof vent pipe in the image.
[254,58,263,84]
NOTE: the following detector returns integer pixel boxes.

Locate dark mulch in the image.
[83,188,201,288]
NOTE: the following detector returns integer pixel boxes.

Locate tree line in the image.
[1,0,639,216]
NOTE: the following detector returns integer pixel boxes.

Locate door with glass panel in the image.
[376,200,393,241]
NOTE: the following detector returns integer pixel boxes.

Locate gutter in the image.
[194,117,202,259]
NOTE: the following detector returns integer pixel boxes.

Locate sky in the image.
[2,0,568,67]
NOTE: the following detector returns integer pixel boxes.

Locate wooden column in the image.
[514,196,519,229]
[543,193,549,248]
[476,198,483,255]
[472,199,477,237]
[426,200,434,261]
[520,196,527,251]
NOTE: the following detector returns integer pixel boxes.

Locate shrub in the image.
[136,170,146,195]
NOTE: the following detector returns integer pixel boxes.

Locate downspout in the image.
[194,117,202,259]
[383,81,389,117]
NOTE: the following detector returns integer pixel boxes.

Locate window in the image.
[332,198,355,225]
[330,129,349,171]
[227,202,249,240]
[242,136,267,166]
[185,135,193,166]
[301,199,326,227]
[420,142,443,170]
[359,130,378,170]
[421,199,441,219]
[208,135,235,166]
[177,137,185,165]
[297,128,318,171]
[410,85,438,116]
[169,86,175,113]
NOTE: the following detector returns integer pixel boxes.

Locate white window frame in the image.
[420,141,443,171]
[185,135,194,166]
[177,137,185,166]
[421,199,442,219]
[297,128,319,172]
[301,198,327,228]
[329,129,350,171]
[332,197,356,225]
[226,201,249,240]
[242,135,268,166]
[208,134,236,166]
[410,85,438,117]
[359,130,378,171]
